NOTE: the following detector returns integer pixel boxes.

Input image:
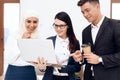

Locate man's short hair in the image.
[77,0,99,6]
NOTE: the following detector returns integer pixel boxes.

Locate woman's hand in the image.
[22,31,31,39]
[28,61,38,66]
[70,50,83,62]
[37,57,47,71]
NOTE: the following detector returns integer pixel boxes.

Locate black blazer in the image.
[82,17,120,80]
[42,36,81,80]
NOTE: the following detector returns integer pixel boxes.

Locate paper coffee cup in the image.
[81,44,91,54]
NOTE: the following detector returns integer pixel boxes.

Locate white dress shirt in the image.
[53,35,70,76]
[91,16,105,44]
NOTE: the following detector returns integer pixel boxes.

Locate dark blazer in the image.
[42,36,81,80]
[82,17,120,80]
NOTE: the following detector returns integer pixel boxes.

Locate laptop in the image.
[17,39,57,64]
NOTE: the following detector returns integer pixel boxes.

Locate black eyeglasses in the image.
[53,23,67,29]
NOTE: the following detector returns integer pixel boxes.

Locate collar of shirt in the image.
[56,35,69,44]
[91,16,105,28]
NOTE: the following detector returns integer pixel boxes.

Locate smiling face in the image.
[25,17,39,33]
[80,2,100,25]
[53,18,68,39]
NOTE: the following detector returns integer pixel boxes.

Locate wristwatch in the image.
[98,57,103,63]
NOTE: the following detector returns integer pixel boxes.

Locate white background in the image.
[20,0,111,44]
[112,3,120,19]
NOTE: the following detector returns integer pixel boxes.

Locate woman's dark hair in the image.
[54,11,78,51]
[77,0,99,6]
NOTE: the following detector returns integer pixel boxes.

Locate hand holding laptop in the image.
[17,39,65,68]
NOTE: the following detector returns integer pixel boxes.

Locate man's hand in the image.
[83,52,100,64]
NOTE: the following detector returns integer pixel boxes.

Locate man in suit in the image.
[70,0,120,80]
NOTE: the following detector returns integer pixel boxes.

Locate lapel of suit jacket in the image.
[88,25,94,45]
[47,36,56,49]
[83,25,93,46]
[86,25,95,51]
[51,36,56,49]
[94,17,109,47]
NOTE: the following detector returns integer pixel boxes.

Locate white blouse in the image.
[53,36,70,76]
[4,31,41,74]
[55,36,70,65]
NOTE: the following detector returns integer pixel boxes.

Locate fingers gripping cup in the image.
[81,43,91,54]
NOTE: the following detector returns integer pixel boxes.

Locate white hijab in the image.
[16,10,40,39]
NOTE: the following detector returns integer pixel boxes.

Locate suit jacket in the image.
[42,36,81,80]
[83,17,120,80]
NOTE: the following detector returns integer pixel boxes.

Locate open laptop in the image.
[17,39,57,64]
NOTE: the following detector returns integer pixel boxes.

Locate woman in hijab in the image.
[4,10,40,80]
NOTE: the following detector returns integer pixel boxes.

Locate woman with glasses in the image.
[39,11,81,80]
